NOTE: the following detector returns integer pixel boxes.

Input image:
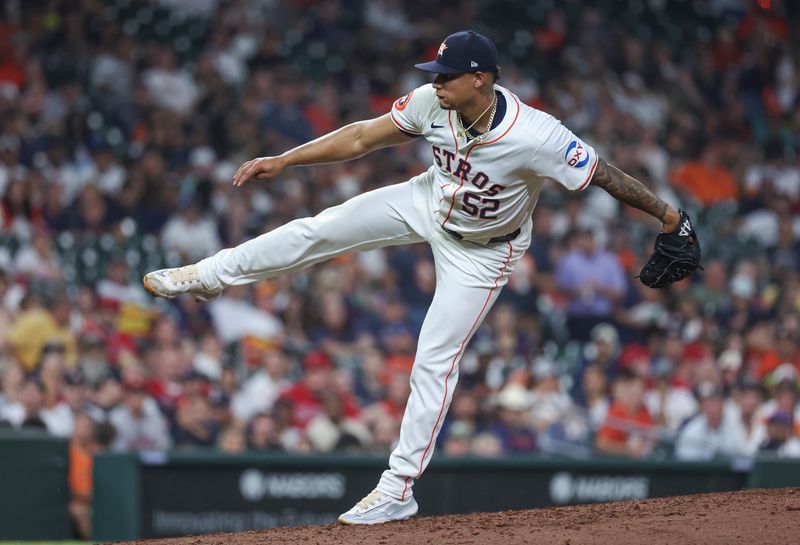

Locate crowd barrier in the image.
[2,433,796,541]
[0,431,70,539]
[93,451,758,540]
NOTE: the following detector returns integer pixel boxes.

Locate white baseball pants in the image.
[197,171,531,500]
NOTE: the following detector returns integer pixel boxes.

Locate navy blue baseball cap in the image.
[415,30,499,74]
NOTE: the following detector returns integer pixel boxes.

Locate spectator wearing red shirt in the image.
[278,351,360,430]
[596,369,654,458]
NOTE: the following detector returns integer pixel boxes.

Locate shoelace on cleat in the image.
[166,266,199,286]
[355,489,386,510]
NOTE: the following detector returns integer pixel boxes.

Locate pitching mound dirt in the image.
[122,487,799,545]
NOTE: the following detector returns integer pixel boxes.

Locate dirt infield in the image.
[130,488,799,545]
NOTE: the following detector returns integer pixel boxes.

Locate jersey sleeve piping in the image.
[390,111,422,135]
[576,154,599,191]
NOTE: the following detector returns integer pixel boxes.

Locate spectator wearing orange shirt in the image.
[670,144,739,206]
[68,412,115,539]
[68,412,95,538]
[596,369,655,458]
[762,329,800,379]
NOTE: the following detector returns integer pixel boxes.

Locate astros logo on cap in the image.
[415,30,499,75]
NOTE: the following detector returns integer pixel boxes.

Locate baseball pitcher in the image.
[144,31,700,524]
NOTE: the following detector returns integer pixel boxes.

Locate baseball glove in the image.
[638,209,702,288]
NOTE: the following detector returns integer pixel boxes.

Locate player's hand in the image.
[659,208,681,233]
[233,156,287,187]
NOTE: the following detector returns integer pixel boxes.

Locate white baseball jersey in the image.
[390,83,598,240]
[196,81,603,506]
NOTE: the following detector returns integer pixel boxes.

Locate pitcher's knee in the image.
[410,354,462,382]
[413,344,463,369]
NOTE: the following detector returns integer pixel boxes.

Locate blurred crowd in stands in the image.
[2,3,800,520]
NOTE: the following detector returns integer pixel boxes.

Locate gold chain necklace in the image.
[457,93,497,144]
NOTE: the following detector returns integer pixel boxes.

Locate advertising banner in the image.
[126,454,749,538]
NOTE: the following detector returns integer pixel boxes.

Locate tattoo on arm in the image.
[591,157,668,222]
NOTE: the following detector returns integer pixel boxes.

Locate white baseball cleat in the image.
[143,265,221,302]
[338,488,418,525]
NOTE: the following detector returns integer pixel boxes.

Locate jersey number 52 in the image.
[462,192,499,219]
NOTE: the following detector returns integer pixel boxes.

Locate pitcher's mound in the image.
[127,487,799,545]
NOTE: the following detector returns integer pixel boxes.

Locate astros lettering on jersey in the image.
[390,83,598,241]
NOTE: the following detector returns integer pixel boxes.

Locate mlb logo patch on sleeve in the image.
[565,140,590,168]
